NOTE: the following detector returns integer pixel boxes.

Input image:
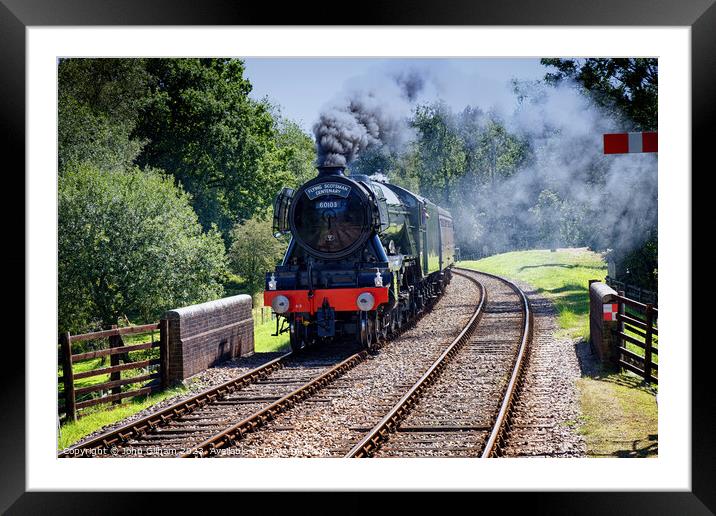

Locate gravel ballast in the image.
[501,280,586,457]
[214,273,483,457]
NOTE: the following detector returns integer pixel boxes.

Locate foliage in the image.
[228,214,288,299]
[58,164,227,333]
[387,150,423,193]
[348,147,395,177]
[57,57,322,334]
[529,190,562,248]
[275,117,320,186]
[541,58,658,131]
[541,58,658,287]
[58,58,151,173]
[411,102,467,205]
[457,106,529,187]
[134,58,300,234]
[609,230,658,291]
[528,189,587,249]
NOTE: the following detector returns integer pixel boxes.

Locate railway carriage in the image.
[264,165,455,351]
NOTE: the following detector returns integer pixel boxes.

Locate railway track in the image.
[208,272,484,457]
[60,269,530,459]
[347,268,532,458]
[59,277,444,458]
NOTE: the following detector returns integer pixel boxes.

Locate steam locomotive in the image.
[264,165,455,352]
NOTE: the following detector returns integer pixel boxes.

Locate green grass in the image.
[253,314,290,353]
[576,372,658,457]
[459,248,657,458]
[58,385,187,450]
[58,331,161,396]
[460,248,607,339]
[58,313,290,449]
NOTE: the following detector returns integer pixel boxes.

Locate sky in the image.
[242,58,547,132]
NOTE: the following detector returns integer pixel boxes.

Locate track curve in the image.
[348,267,532,458]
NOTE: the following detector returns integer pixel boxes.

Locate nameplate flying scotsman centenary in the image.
[305,182,352,200]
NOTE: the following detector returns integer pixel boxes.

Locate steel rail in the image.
[60,272,449,459]
[479,271,533,458]
[180,351,369,457]
[345,269,486,458]
[180,274,448,458]
[58,352,291,457]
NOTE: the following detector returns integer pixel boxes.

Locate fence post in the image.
[60,332,76,422]
[160,319,169,389]
[643,303,654,382]
[588,280,598,355]
[617,291,625,358]
[108,325,123,405]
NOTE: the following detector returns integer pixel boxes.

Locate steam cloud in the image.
[313,68,429,166]
[312,62,657,258]
[453,82,657,257]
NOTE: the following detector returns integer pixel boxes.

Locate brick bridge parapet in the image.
[164,295,254,383]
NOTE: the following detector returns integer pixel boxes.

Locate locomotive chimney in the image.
[317,165,346,176]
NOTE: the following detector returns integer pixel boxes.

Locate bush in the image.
[228,215,288,300]
[58,164,227,333]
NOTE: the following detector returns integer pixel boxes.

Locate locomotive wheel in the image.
[289,320,308,352]
[390,308,401,334]
[377,311,388,342]
[359,312,378,353]
[374,312,382,344]
[369,314,379,352]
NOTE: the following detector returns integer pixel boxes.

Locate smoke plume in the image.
[311,61,657,262]
[313,68,430,166]
[452,81,657,258]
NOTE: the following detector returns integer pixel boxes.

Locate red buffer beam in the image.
[604,132,658,154]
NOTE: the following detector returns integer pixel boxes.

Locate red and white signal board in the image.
[603,132,658,154]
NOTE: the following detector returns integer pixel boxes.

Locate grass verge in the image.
[460,248,606,340]
[58,385,187,450]
[459,248,657,457]
[59,311,288,449]
[253,315,290,353]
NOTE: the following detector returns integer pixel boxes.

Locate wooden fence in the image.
[58,321,168,422]
[614,291,658,384]
[253,306,276,325]
[606,276,658,306]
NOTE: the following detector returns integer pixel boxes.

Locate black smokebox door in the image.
[293,193,367,255]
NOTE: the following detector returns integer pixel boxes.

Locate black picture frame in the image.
[3,0,712,513]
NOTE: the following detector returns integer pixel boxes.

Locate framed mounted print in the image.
[4,0,712,512]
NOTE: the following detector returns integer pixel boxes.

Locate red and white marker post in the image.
[603,303,618,321]
[603,131,658,154]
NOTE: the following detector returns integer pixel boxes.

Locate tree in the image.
[385,148,423,193]
[529,190,562,249]
[542,58,658,288]
[58,164,227,333]
[274,116,318,187]
[348,146,395,177]
[58,58,151,173]
[457,107,530,189]
[541,58,657,131]
[135,58,295,234]
[411,102,467,205]
[228,215,288,300]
